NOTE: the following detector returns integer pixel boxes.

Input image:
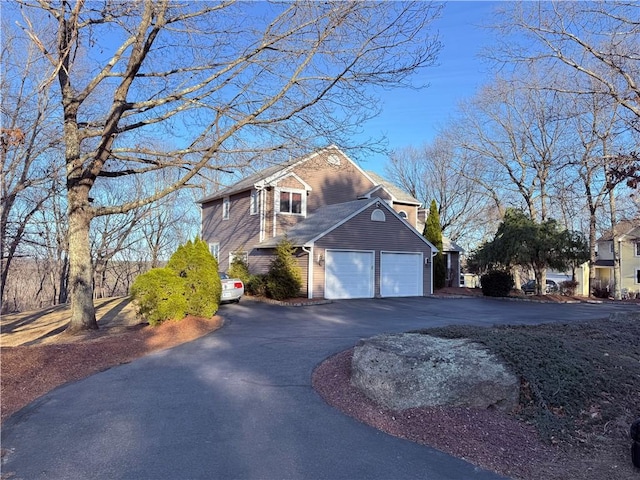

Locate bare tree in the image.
[11,1,443,333]
[0,22,62,308]
[492,1,640,299]
[455,70,569,223]
[497,1,640,129]
[385,135,498,249]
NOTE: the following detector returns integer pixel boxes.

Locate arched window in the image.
[371,209,386,222]
[398,210,408,219]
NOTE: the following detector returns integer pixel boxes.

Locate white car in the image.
[219,272,244,303]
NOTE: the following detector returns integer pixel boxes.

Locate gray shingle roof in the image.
[364,171,421,205]
[197,160,295,204]
[258,199,373,248]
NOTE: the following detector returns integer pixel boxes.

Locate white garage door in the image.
[325,250,374,299]
[380,252,423,297]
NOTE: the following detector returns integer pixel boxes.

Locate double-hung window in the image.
[278,189,304,215]
[635,242,640,256]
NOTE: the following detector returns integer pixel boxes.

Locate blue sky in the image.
[360,1,499,176]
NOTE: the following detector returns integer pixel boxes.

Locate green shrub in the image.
[266,238,302,300]
[480,270,514,297]
[130,268,187,326]
[167,237,221,318]
[228,255,251,284]
[245,274,267,297]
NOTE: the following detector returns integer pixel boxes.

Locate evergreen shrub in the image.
[228,255,251,284]
[245,274,267,297]
[266,238,302,300]
[167,238,221,318]
[130,237,221,325]
[480,270,514,297]
[130,268,187,326]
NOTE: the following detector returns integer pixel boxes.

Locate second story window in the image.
[635,242,640,256]
[250,190,259,215]
[278,189,304,215]
[223,197,230,220]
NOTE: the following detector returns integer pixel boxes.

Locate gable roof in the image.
[597,220,640,242]
[364,171,421,205]
[257,197,437,252]
[197,145,373,204]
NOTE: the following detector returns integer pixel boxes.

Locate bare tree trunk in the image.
[58,256,69,304]
[588,214,597,297]
[608,182,621,301]
[67,202,97,332]
[605,167,622,300]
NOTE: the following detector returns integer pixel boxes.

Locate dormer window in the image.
[277,188,305,215]
[398,210,408,219]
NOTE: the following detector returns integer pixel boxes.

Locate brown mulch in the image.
[1,315,223,423]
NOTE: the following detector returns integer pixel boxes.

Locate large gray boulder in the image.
[351,333,519,412]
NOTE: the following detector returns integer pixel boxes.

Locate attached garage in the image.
[380,252,423,297]
[325,250,374,299]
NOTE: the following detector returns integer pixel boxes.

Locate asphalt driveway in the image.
[2,297,637,479]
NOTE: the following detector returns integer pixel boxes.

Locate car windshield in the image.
[219,272,228,279]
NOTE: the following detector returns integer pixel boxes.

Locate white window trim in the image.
[371,209,386,222]
[222,197,230,220]
[275,187,306,216]
[209,242,220,260]
[635,242,640,257]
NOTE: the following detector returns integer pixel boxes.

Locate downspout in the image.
[273,188,278,238]
[255,185,266,243]
[302,245,313,299]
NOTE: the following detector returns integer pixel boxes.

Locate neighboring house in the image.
[593,220,640,295]
[199,145,437,299]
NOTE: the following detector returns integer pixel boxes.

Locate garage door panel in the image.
[381,252,422,297]
[325,251,374,299]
